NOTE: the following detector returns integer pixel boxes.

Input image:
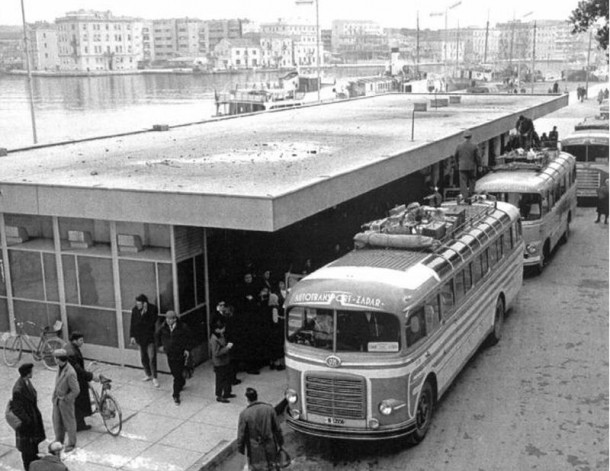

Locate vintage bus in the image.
[283,197,523,442]
[475,150,576,273]
[560,117,609,202]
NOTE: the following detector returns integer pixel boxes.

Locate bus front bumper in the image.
[523,254,542,266]
[286,415,417,440]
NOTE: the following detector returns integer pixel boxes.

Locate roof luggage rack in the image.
[354,195,497,252]
[493,148,558,171]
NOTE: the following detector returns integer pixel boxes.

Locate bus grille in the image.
[577,168,601,191]
[305,374,366,419]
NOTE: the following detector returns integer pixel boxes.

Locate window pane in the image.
[62,255,79,304]
[66,305,118,347]
[178,258,195,313]
[14,300,60,335]
[424,296,441,333]
[406,307,427,348]
[78,257,115,308]
[195,254,206,306]
[464,264,472,291]
[472,259,482,284]
[158,263,174,313]
[454,271,465,302]
[43,254,59,302]
[497,238,504,260]
[488,244,498,267]
[0,298,9,331]
[119,260,156,311]
[504,229,512,252]
[481,251,489,274]
[9,250,44,300]
[0,254,6,296]
[440,282,455,318]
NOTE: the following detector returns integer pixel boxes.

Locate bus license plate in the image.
[325,417,345,425]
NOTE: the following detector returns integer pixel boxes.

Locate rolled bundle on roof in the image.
[354,231,438,250]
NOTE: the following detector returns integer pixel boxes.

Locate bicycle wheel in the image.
[3,335,22,367]
[41,337,65,370]
[100,394,122,436]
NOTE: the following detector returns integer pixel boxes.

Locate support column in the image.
[203,228,211,342]
[109,221,125,361]
[170,226,180,314]
[52,217,69,340]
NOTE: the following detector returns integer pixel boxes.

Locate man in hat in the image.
[11,363,46,470]
[155,311,193,405]
[64,332,99,431]
[129,294,162,387]
[454,130,481,199]
[51,349,80,452]
[29,441,70,471]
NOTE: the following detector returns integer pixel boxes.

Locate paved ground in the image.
[0,361,286,471]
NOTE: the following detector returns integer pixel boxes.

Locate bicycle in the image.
[89,372,122,436]
[2,320,65,370]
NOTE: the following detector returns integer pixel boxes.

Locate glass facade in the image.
[1,215,208,361]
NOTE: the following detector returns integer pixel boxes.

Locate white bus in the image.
[476,150,576,273]
[283,197,523,442]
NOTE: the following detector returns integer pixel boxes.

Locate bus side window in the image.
[481,250,489,274]
[406,307,427,348]
[454,270,465,302]
[471,258,483,284]
[497,236,504,260]
[504,228,512,252]
[440,281,455,319]
[424,296,441,333]
[516,220,522,240]
[488,243,498,267]
[463,264,472,291]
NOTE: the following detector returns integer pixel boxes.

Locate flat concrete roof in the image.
[0,93,568,231]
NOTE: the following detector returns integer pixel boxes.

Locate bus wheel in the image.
[535,241,550,275]
[486,296,505,346]
[561,220,570,244]
[408,380,434,445]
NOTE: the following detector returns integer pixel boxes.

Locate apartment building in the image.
[27,22,59,71]
[214,38,261,69]
[260,35,294,68]
[200,19,242,55]
[152,18,201,61]
[55,10,143,71]
[331,19,387,62]
[260,18,324,67]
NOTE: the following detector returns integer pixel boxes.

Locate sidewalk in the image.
[0,358,287,471]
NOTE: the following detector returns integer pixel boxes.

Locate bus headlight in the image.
[288,408,301,420]
[379,401,393,415]
[285,389,298,405]
[526,244,537,254]
[378,399,407,416]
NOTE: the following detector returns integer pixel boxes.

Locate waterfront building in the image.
[141,20,154,65]
[260,18,324,67]
[214,38,261,69]
[55,10,144,72]
[331,19,387,62]
[152,17,201,62]
[0,93,566,369]
[0,26,24,70]
[200,19,243,55]
[26,22,59,71]
[260,34,295,68]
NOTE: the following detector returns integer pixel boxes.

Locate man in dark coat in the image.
[129,294,162,387]
[155,311,193,405]
[454,130,481,199]
[64,332,99,431]
[238,388,284,471]
[30,442,70,471]
[11,363,46,471]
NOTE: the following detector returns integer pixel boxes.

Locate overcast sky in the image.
[3,0,578,29]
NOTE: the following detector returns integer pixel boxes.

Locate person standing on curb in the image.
[29,442,70,471]
[155,311,192,405]
[129,294,161,388]
[52,349,80,453]
[595,179,609,224]
[210,319,235,403]
[11,363,46,471]
[237,387,284,471]
[454,130,481,199]
[64,332,99,431]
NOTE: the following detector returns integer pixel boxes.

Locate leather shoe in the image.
[77,424,92,431]
[173,396,181,405]
[223,394,236,399]
[217,397,230,403]
[232,379,242,385]
[246,369,260,375]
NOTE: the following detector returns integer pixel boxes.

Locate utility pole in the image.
[483,10,489,64]
[20,0,37,144]
[455,21,460,78]
[584,28,592,98]
[416,11,420,76]
[530,20,536,94]
[315,0,320,102]
[509,12,515,74]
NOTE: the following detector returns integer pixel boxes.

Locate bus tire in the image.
[408,380,434,446]
[486,296,505,346]
[535,240,550,275]
[561,219,570,244]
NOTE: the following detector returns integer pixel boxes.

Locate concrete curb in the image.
[192,398,288,471]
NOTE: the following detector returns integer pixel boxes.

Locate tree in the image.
[569,0,609,60]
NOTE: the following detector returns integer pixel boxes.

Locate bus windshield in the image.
[287,306,401,353]
[489,192,542,221]
[562,144,609,163]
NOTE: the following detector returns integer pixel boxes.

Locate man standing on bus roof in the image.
[454,130,481,199]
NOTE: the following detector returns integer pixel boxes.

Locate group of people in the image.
[597,87,609,105]
[10,332,98,470]
[576,84,588,102]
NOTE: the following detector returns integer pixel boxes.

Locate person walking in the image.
[129,294,161,388]
[51,349,80,452]
[595,179,609,224]
[237,388,284,471]
[29,442,70,471]
[155,311,192,405]
[64,332,99,431]
[454,130,481,199]
[210,319,235,403]
[11,363,46,471]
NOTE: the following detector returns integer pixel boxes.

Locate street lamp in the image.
[296,0,321,102]
[430,1,462,76]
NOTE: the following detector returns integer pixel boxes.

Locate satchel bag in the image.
[5,399,22,431]
[276,447,291,468]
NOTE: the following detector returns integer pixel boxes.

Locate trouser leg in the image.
[60,401,77,447]
[21,443,39,471]
[169,357,184,398]
[146,343,157,379]
[52,402,65,444]
[139,343,152,378]
[220,365,232,397]
[459,171,469,199]
[468,171,477,197]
